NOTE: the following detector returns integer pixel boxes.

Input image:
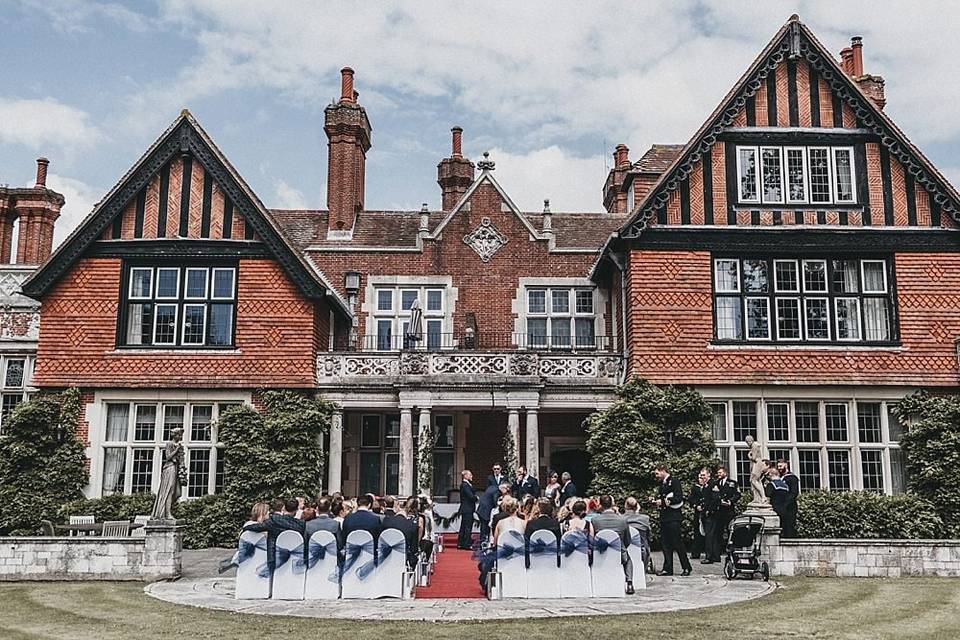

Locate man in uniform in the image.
[704,465,740,564]
[777,458,800,538]
[651,464,692,576]
[689,468,710,560]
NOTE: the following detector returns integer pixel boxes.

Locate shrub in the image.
[893,392,960,536]
[586,379,718,544]
[59,493,155,523]
[0,389,88,535]
[171,391,334,549]
[796,490,944,539]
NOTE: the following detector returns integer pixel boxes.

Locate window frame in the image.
[711,255,898,346]
[732,144,859,206]
[524,286,599,350]
[370,284,450,351]
[117,261,238,350]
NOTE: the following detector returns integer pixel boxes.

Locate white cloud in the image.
[0,98,101,150]
[42,173,102,247]
[489,146,607,212]
[18,0,148,34]
[274,180,307,209]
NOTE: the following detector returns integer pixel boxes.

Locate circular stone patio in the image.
[146,574,777,621]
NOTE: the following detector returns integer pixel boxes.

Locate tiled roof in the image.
[268,209,623,250]
[632,144,684,174]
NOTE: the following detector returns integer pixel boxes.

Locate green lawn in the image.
[1,577,958,640]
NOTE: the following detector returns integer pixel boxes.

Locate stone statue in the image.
[745,435,769,507]
[151,428,185,520]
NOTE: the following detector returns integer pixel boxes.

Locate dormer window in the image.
[736,145,856,206]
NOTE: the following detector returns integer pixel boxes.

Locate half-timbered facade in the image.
[9,16,959,500]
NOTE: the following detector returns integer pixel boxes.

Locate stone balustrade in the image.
[317,350,622,384]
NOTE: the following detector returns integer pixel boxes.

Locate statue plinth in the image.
[742,503,780,531]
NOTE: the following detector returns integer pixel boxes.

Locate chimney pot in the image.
[451,126,463,157]
[840,47,854,75]
[850,36,864,77]
[35,157,49,187]
[340,67,355,102]
[615,144,630,168]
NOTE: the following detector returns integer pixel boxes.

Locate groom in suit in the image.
[512,465,540,498]
[457,470,477,549]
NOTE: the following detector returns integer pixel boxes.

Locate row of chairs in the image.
[489,528,647,598]
[235,529,430,600]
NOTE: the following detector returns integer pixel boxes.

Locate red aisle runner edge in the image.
[416,535,485,599]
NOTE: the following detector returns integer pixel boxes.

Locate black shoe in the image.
[701,559,714,564]
[626,582,635,595]
[681,569,692,576]
[657,570,673,576]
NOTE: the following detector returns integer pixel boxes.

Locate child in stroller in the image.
[723,515,769,581]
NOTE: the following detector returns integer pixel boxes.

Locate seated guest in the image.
[381,495,396,518]
[519,494,536,520]
[271,499,285,515]
[331,495,344,521]
[295,496,307,519]
[384,496,420,569]
[564,499,589,532]
[245,502,270,527]
[493,496,524,546]
[525,498,561,541]
[584,497,602,522]
[489,483,514,535]
[305,496,343,549]
[418,496,434,557]
[369,494,383,516]
[342,493,383,546]
[242,497,306,574]
[623,496,652,569]
[590,495,635,594]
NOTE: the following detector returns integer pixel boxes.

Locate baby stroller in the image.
[722,515,769,581]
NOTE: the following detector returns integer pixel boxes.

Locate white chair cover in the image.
[234,530,271,599]
[591,529,625,598]
[496,528,527,598]
[303,530,340,600]
[558,529,593,598]
[371,528,406,599]
[526,529,561,598]
[628,527,647,590]
[271,530,305,600]
[340,530,377,599]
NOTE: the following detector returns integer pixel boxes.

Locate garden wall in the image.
[0,521,183,581]
[772,539,960,577]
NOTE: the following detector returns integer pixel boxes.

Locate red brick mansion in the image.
[3,17,958,500]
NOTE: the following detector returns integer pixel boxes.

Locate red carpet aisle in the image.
[416,537,485,599]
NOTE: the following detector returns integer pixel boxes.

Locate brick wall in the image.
[311,181,599,341]
[626,249,960,386]
[33,257,323,388]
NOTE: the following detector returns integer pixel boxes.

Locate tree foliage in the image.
[0,389,88,535]
[174,390,334,547]
[893,392,960,536]
[585,379,717,499]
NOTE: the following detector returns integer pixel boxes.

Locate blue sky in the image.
[2,1,959,245]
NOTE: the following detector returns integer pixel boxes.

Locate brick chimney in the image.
[0,158,63,264]
[325,67,372,238]
[841,36,886,110]
[437,126,474,210]
[602,144,631,213]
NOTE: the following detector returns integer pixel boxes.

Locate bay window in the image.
[736,145,856,206]
[121,264,236,348]
[713,256,895,344]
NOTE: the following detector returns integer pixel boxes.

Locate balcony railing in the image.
[335,332,615,353]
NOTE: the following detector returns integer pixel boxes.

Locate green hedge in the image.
[59,493,155,523]
[174,495,241,549]
[796,490,944,539]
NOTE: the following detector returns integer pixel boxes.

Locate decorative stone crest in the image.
[463,217,508,262]
[399,351,429,375]
[509,352,538,376]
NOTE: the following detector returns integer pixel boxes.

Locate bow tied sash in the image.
[377,537,407,564]
[560,531,590,557]
[335,538,376,582]
[234,537,271,579]
[593,535,623,555]
[294,537,339,574]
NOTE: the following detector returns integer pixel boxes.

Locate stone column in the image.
[142,519,185,581]
[507,409,520,474]
[525,408,539,479]
[399,408,414,496]
[417,407,432,495]
[327,410,343,493]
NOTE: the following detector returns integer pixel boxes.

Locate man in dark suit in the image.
[559,471,578,504]
[703,466,740,563]
[457,470,477,549]
[304,496,343,549]
[652,464,692,576]
[242,497,306,574]
[381,495,397,518]
[342,493,384,546]
[383,497,420,569]
[476,483,499,543]
[487,464,506,488]
[689,468,710,560]
[777,458,800,538]
[590,494,636,594]
[512,466,540,499]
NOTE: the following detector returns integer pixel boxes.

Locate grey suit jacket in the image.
[590,511,631,561]
[305,514,343,549]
